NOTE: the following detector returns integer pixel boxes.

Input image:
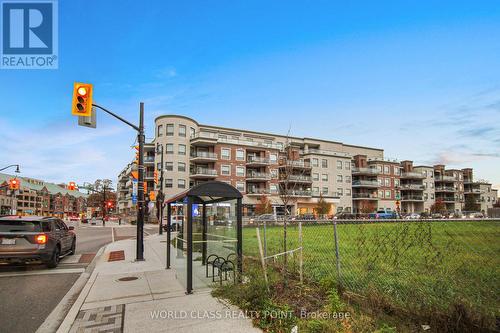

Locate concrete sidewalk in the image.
[58,234,260,333]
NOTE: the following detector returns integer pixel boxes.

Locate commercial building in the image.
[0,173,87,217]
[116,115,499,216]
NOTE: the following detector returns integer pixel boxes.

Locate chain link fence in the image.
[244,219,500,329]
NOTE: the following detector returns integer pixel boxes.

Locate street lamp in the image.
[0,164,20,173]
[156,143,164,235]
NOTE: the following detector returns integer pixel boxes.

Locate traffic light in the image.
[72,82,93,117]
[149,191,156,201]
[143,182,147,193]
[68,182,76,190]
[8,178,20,190]
[133,146,139,164]
[154,170,158,184]
[107,201,113,208]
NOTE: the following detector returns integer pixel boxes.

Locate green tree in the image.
[315,195,330,217]
[463,195,479,212]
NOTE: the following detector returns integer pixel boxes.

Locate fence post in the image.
[263,220,267,258]
[299,221,303,284]
[256,227,270,292]
[333,221,341,287]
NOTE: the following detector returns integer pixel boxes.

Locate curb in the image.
[35,245,107,333]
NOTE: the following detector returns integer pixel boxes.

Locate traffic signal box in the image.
[72,83,93,117]
[68,182,76,190]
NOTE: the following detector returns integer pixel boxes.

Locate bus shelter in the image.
[164,181,243,294]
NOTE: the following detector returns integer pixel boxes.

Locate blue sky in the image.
[0,0,499,189]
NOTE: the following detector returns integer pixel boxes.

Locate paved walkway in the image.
[59,234,260,333]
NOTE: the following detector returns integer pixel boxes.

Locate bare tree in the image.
[278,131,309,279]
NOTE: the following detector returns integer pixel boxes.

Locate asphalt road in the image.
[0,222,156,333]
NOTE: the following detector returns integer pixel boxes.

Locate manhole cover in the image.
[118,276,139,282]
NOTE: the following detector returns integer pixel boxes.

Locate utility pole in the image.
[136,103,145,261]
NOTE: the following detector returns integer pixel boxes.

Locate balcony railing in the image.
[145,172,154,178]
[435,186,456,192]
[246,172,271,180]
[300,148,350,158]
[352,167,379,175]
[246,156,270,164]
[401,172,425,179]
[190,151,218,159]
[352,193,378,199]
[247,188,270,195]
[352,180,379,187]
[190,168,217,177]
[190,132,282,150]
[144,156,155,163]
[400,184,425,190]
[401,195,424,201]
[279,160,311,168]
[286,190,312,197]
[435,175,456,182]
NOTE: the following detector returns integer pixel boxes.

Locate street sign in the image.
[132,179,138,196]
[132,195,137,204]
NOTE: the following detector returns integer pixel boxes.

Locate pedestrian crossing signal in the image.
[72,82,93,117]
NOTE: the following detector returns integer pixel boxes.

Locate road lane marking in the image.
[0,268,84,278]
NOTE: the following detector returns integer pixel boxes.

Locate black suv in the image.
[0,216,76,268]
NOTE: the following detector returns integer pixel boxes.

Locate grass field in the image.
[229,220,500,328]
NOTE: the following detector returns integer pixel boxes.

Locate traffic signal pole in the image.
[90,102,146,261]
[136,103,145,261]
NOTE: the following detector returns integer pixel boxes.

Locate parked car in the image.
[296,214,315,220]
[369,209,398,219]
[431,213,444,219]
[469,212,484,219]
[405,213,421,220]
[333,213,357,220]
[0,216,76,268]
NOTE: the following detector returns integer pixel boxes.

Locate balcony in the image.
[246,188,270,196]
[435,186,456,192]
[352,180,379,188]
[437,196,456,203]
[246,172,271,182]
[435,175,456,182]
[401,195,424,201]
[190,151,218,162]
[352,167,379,175]
[286,190,312,197]
[144,172,154,179]
[279,175,312,183]
[246,156,270,167]
[464,188,482,194]
[190,132,218,146]
[190,167,218,179]
[278,160,311,169]
[401,172,425,179]
[144,156,155,164]
[352,193,378,200]
[400,184,425,190]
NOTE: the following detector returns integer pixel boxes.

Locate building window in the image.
[236,166,245,177]
[221,148,231,160]
[221,165,231,176]
[424,193,428,200]
[179,125,186,137]
[236,149,245,161]
[344,161,350,170]
[269,153,277,164]
[277,142,284,150]
[377,178,382,186]
[322,187,328,195]
[322,174,328,181]
[165,162,173,171]
[423,181,427,189]
[384,165,390,174]
[385,190,391,198]
[321,159,328,168]
[313,173,319,181]
[394,168,400,176]
[270,169,278,179]
[166,144,174,154]
[394,179,400,187]
[431,193,435,199]
[378,190,384,198]
[377,165,383,173]
[312,158,319,167]
[157,162,162,170]
[236,182,245,192]
[270,184,278,193]
[336,161,342,169]
[178,144,186,155]
[384,178,390,187]
[430,182,434,189]
[337,188,343,196]
[157,125,163,137]
[337,175,342,182]
[346,176,351,183]
[166,124,174,136]
[178,179,186,188]
[178,162,186,172]
[312,187,319,195]
[165,179,173,188]
[346,189,351,196]
[190,127,196,138]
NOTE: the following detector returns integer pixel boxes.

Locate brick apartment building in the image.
[116,115,498,217]
[0,173,87,217]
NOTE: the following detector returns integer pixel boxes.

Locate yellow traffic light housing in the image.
[68,182,76,190]
[149,191,156,201]
[154,170,158,184]
[72,82,93,117]
[9,178,20,190]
